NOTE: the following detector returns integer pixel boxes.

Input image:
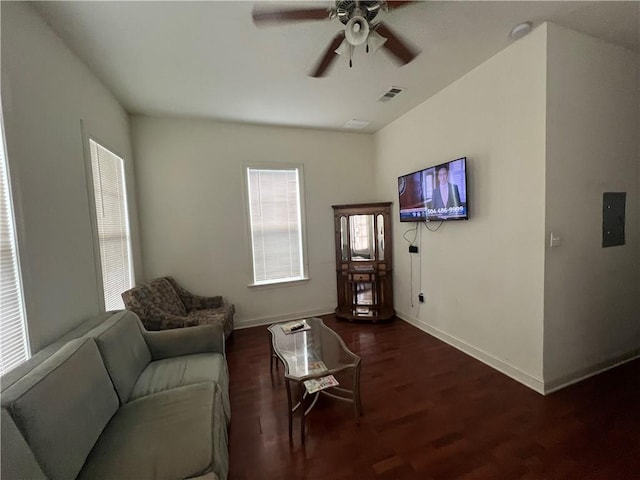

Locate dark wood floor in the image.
[227,315,640,479]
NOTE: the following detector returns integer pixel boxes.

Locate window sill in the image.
[248,277,310,290]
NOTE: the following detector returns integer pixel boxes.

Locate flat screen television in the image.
[398,157,468,222]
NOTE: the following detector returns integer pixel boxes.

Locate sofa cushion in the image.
[0,408,46,480]
[0,311,118,395]
[209,383,230,480]
[78,383,223,480]
[1,338,119,480]
[130,352,230,423]
[149,277,188,316]
[87,310,152,403]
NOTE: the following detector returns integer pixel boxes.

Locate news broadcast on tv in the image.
[398,157,468,222]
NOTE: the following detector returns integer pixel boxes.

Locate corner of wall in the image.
[543,22,640,391]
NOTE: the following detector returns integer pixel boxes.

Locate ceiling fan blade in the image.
[385,1,418,10]
[375,23,419,65]
[310,31,346,78]
[252,7,331,25]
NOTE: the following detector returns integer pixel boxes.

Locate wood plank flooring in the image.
[227,315,640,479]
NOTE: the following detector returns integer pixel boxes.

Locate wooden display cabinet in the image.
[332,202,394,322]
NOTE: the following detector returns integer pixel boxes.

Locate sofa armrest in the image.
[142,324,226,360]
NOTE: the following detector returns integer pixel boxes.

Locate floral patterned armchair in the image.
[121,276,234,339]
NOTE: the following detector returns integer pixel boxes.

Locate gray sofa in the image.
[1,310,230,480]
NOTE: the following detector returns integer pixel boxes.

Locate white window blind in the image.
[89,140,133,310]
[1,119,30,375]
[246,166,305,284]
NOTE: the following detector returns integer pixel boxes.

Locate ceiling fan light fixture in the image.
[345,15,370,45]
[251,0,420,77]
[368,29,387,53]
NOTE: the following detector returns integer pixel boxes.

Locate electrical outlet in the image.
[418,293,424,303]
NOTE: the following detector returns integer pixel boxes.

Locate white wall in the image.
[1,2,141,352]
[543,24,640,390]
[130,116,375,327]
[374,25,548,391]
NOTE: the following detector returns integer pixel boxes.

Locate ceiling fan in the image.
[252,1,420,77]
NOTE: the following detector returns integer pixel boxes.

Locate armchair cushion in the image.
[148,278,188,316]
[187,307,235,339]
[166,276,223,310]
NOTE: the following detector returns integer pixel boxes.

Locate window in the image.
[1,115,30,375]
[89,140,134,310]
[246,165,307,285]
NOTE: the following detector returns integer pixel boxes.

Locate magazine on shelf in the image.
[304,375,339,394]
[307,360,327,375]
[280,319,311,334]
[290,359,327,377]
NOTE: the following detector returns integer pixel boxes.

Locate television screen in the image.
[398,157,468,222]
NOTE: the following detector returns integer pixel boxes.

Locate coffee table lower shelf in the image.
[282,365,362,444]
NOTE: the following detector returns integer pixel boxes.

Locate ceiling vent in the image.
[378,86,405,103]
[344,119,370,129]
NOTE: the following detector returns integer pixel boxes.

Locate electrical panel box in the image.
[602,192,626,248]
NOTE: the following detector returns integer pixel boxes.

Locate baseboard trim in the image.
[234,306,335,330]
[544,349,640,394]
[396,310,545,394]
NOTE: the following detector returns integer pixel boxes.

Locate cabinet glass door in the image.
[340,216,349,261]
[376,214,385,261]
[349,214,375,261]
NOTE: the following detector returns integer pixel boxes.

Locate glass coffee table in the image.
[268,317,362,444]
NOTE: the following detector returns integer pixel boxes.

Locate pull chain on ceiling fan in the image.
[252,1,420,77]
